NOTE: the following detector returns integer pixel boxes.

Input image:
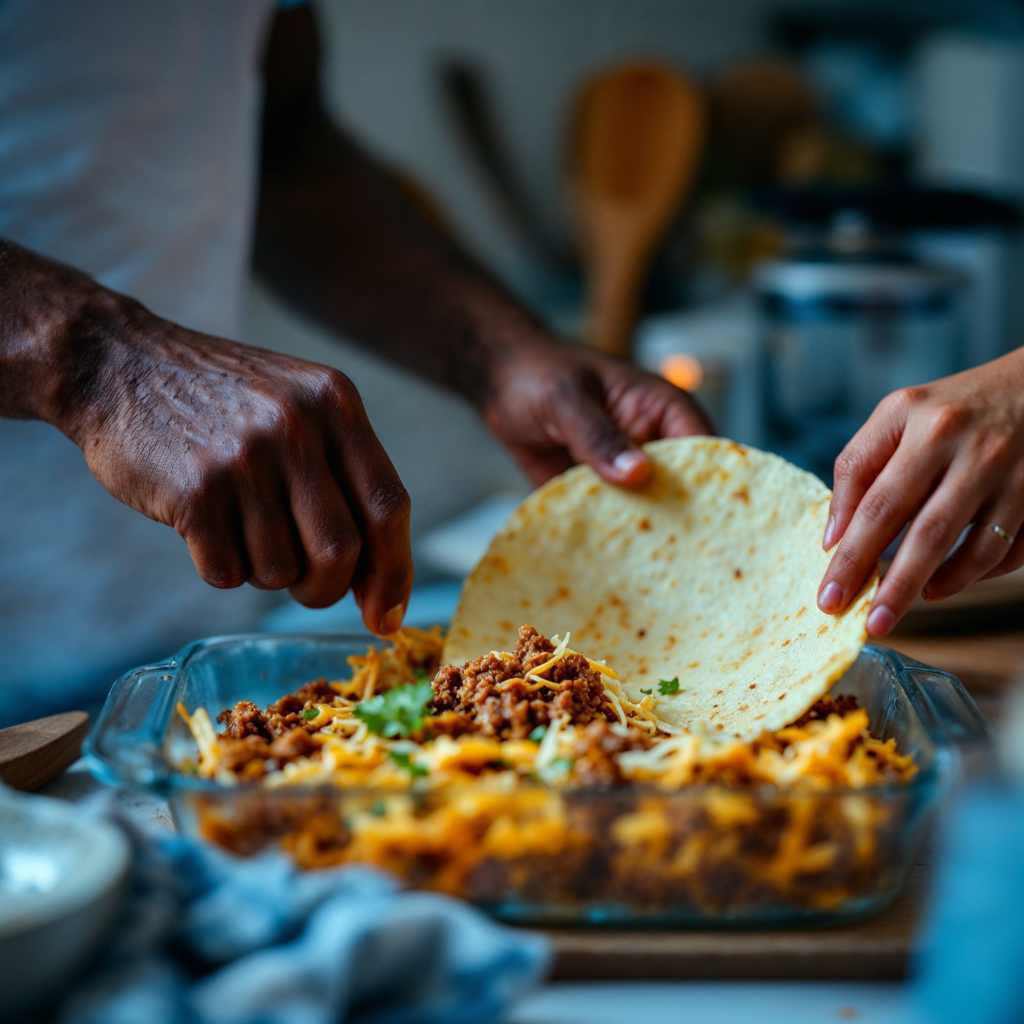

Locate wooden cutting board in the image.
[544,861,926,981]
[541,629,1024,981]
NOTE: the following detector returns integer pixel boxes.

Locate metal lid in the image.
[753,257,967,300]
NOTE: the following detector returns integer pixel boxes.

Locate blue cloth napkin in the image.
[56,820,551,1024]
[912,783,1024,1024]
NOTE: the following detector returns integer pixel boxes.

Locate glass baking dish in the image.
[84,634,990,927]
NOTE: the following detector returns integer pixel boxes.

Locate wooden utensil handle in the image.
[0,711,90,791]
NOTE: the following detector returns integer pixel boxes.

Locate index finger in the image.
[327,386,413,635]
[826,390,910,551]
[817,439,948,615]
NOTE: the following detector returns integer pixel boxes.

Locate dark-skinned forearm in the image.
[254,120,554,409]
[0,238,129,434]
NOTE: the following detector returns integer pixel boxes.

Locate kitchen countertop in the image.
[40,626,1024,1024]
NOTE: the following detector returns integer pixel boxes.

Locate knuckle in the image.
[834,446,865,483]
[914,512,953,551]
[859,486,901,528]
[366,476,411,532]
[827,545,863,581]
[310,527,362,572]
[201,563,247,590]
[882,572,919,611]
[923,403,968,443]
[252,558,302,590]
[307,366,358,409]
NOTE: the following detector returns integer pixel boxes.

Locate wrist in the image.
[0,240,135,438]
[449,287,562,410]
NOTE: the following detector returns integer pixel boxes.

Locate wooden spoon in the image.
[568,61,705,357]
[0,711,90,791]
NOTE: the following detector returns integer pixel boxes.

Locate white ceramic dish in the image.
[0,784,130,1020]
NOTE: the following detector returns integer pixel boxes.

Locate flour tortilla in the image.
[444,437,878,743]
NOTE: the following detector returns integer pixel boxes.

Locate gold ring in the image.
[989,524,1015,546]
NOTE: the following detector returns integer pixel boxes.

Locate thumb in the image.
[552,385,650,487]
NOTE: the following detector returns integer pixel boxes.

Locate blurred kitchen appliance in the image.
[913,34,1024,367]
[635,295,760,445]
[753,185,1018,482]
[567,61,705,358]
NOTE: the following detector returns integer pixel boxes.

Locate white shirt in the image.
[0,0,290,725]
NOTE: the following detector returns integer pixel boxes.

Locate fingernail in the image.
[867,604,896,636]
[381,604,405,634]
[613,450,647,479]
[818,581,844,613]
[823,515,836,551]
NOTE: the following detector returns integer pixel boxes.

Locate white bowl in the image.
[0,784,130,1020]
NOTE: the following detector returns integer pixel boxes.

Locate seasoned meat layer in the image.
[430,625,611,739]
[217,678,338,741]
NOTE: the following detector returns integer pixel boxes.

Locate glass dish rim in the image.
[84,631,988,800]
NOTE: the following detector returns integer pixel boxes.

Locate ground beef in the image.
[269,727,320,762]
[790,693,860,729]
[217,678,338,742]
[217,700,268,740]
[572,719,652,787]
[430,625,611,740]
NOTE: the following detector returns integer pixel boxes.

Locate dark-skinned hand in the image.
[0,242,413,634]
[484,341,713,488]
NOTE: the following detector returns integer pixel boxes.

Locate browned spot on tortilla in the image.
[796,606,807,618]
[715,723,724,731]
[715,689,724,695]
[520,598,531,609]
[738,704,749,711]
[781,639,790,647]
[752,626,764,637]
[609,595,623,607]
[733,484,750,503]
[549,527,558,539]
[749,683,756,689]
[733,567,743,579]
[636,629,646,638]
[687,661,700,669]
[638,517,652,531]
[587,485,600,495]
[817,624,829,636]
[499,620,513,632]
[667,534,676,543]
[727,442,747,456]
[778,692,787,700]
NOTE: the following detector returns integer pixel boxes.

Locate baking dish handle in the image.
[898,660,992,749]
[83,659,181,794]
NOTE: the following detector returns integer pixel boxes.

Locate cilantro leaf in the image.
[658,677,680,695]
[528,725,547,743]
[354,680,434,738]
[388,749,427,777]
[371,799,387,817]
[640,688,653,695]
[302,707,321,721]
